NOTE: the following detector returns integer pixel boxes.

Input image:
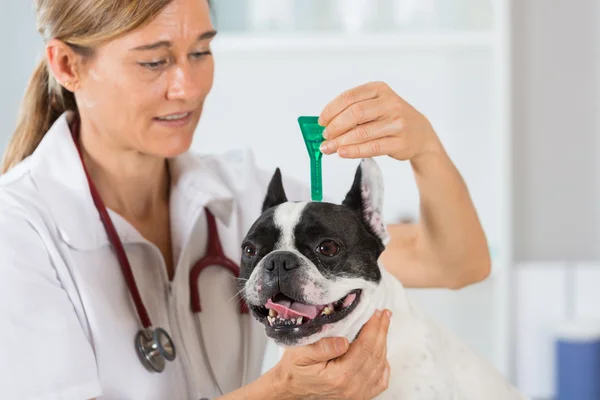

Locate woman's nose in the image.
[166,63,203,101]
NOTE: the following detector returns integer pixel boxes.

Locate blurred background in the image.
[1,1,599,399]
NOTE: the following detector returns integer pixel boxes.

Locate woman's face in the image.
[75,0,215,158]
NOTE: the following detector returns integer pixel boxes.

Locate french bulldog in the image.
[239,158,527,399]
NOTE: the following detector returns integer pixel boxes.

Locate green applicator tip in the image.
[298,116,325,202]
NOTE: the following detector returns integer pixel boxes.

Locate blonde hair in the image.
[1,0,174,173]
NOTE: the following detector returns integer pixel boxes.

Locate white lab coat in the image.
[0,112,307,400]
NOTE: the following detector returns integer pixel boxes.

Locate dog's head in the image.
[239,158,390,347]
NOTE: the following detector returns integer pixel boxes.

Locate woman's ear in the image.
[45,39,82,92]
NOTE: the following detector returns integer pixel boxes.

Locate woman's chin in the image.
[148,134,194,158]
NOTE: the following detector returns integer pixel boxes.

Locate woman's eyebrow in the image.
[130,30,218,51]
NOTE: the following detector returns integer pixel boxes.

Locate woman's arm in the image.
[217,368,283,400]
[318,81,491,289]
[380,147,491,289]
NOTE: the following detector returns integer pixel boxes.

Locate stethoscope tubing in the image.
[69,115,251,389]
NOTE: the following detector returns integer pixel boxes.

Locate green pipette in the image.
[298,116,325,201]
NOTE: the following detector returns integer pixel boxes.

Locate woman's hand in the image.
[270,309,392,400]
[318,81,442,163]
[316,82,491,290]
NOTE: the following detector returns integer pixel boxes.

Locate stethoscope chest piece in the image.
[135,327,177,373]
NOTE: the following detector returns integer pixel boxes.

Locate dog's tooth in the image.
[267,316,274,325]
[269,309,277,318]
[296,317,303,325]
[322,307,333,316]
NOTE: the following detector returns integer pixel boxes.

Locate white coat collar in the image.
[29,111,235,251]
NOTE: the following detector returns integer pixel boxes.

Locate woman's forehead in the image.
[110,0,214,50]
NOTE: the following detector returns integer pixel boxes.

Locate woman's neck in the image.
[78,120,170,220]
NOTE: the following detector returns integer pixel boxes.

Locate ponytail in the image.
[1,59,77,174]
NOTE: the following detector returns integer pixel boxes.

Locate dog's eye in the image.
[317,240,340,257]
[243,244,257,258]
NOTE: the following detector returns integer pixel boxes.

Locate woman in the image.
[0,0,490,399]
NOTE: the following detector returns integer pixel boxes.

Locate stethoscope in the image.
[69,116,250,395]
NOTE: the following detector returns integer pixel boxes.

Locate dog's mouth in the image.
[250,289,362,339]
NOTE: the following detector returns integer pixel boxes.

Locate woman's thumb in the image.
[296,337,349,365]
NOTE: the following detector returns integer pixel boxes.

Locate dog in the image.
[239,158,527,399]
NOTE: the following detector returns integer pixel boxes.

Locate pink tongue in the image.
[265,298,323,320]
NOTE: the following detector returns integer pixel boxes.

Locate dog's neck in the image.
[342,263,412,344]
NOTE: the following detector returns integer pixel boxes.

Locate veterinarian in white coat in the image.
[0,1,491,399]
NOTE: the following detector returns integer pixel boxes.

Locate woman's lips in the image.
[153,112,192,128]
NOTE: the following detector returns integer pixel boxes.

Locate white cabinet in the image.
[193,0,514,382]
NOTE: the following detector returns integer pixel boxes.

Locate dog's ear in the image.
[262,168,288,213]
[342,158,389,245]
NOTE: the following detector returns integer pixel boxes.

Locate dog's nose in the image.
[265,251,300,272]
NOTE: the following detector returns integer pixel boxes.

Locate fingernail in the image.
[322,128,328,139]
[335,337,347,353]
[320,339,332,355]
[375,309,383,318]
[383,364,390,381]
[320,141,330,153]
[385,310,392,319]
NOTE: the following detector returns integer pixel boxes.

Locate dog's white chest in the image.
[372,272,527,399]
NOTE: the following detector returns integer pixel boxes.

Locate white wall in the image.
[512,0,600,262]
[0,2,43,151]
[511,0,600,397]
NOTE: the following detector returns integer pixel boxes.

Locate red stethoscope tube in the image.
[69,116,248,374]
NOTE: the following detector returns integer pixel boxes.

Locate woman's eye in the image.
[139,60,167,70]
[243,244,258,258]
[191,51,212,59]
[317,241,340,257]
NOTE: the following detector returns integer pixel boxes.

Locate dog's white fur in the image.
[245,159,528,399]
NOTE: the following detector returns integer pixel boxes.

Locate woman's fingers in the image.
[320,118,403,155]
[322,97,389,141]
[293,336,350,366]
[338,137,404,159]
[367,362,391,398]
[318,82,384,127]
[358,309,391,373]
[309,309,392,398]
[318,81,443,162]
[375,310,391,368]
[340,309,391,367]
[362,310,392,398]
[335,310,382,368]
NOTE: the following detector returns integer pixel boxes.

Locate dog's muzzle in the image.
[245,251,362,343]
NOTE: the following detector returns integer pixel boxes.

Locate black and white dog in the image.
[239,158,527,399]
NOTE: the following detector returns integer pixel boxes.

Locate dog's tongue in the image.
[265,297,323,320]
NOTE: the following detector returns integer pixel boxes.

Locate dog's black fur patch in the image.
[292,202,382,283]
[261,167,287,213]
[239,165,384,292]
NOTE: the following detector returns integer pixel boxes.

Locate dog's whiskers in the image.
[217,271,247,281]
[227,286,247,305]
